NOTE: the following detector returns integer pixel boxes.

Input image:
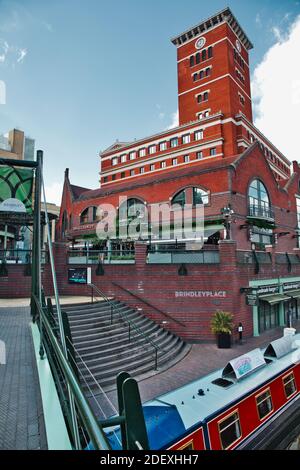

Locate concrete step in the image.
[81,342,186,390]
[74,330,170,360]
[73,322,161,348]
[78,335,179,373]
[72,316,153,340]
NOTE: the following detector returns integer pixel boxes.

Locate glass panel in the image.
[257,390,273,419]
[172,190,186,207]
[219,412,241,449]
[284,374,297,397]
[193,187,208,205]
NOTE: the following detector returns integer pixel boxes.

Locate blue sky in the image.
[0,0,300,203]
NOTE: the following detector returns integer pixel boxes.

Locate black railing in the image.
[248,204,274,220]
[89,283,164,370]
[147,246,220,264]
[68,249,135,265]
[0,249,49,264]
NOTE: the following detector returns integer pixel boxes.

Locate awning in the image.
[285,289,300,299]
[259,293,291,304]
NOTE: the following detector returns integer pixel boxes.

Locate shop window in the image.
[218,411,241,450]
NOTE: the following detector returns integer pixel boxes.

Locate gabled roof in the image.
[70,184,90,200]
[101,141,132,156]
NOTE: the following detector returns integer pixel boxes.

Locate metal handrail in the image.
[111,281,186,328]
[89,283,163,370]
[32,294,111,450]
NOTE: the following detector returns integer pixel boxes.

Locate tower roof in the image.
[171,7,253,50]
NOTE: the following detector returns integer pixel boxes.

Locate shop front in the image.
[246,277,300,336]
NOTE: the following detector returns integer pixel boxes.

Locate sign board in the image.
[0,166,33,215]
[175,291,227,299]
[283,282,300,291]
[246,294,258,306]
[68,267,87,284]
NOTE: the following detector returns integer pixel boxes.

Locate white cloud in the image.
[0,39,27,66]
[252,15,300,162]
[17,48,27,63]
[44,181,63,206]
[166,110,179,130]
[255,13,262,27]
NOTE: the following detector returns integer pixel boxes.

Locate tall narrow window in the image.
[203,92,209,101]
[195,130,203,141]
[190,55,195,67]
[210,148,216,156]
[200,70,204,79]
[182,134,190,144]
[170,137,178,148]
[208,46,213,58]
[202,49,207,61]
[195,52,201,64]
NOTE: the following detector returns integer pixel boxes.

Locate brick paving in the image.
[0,307,47,450]
[96,321,300,418]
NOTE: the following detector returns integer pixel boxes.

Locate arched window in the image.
[248,179,271,218]
[171,187,209,207]
[208,46,213,58]
[190,55,195,67]
[202,49,207,61]
[200,70,204,79]
[80,208,89,225]
[118,198,147,238]
[195,52,201,64]
[203,92,209,101]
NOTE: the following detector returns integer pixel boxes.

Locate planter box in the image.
[217,333,231,349]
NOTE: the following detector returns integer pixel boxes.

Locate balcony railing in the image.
[248,204,274,220]
[147,247,220,264]
[68,249,135,265]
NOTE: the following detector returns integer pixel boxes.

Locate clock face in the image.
[236,40,242,52]
[195,37,206,50]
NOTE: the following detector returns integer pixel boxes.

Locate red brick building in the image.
[55,8,300,341]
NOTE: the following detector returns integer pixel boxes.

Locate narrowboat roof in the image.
[144,334,300,430]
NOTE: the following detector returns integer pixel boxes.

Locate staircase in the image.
[57,299,190,391]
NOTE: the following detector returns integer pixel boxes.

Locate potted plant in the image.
[211,311,233,349]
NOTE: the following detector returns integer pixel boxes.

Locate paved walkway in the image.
[0,307,47,450]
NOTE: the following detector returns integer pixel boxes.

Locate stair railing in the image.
[89,283,164,370]
[32,294,111,450]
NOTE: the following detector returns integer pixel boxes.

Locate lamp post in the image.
[221,205,234,240]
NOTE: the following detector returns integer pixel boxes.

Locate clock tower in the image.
[171,7,253,126]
